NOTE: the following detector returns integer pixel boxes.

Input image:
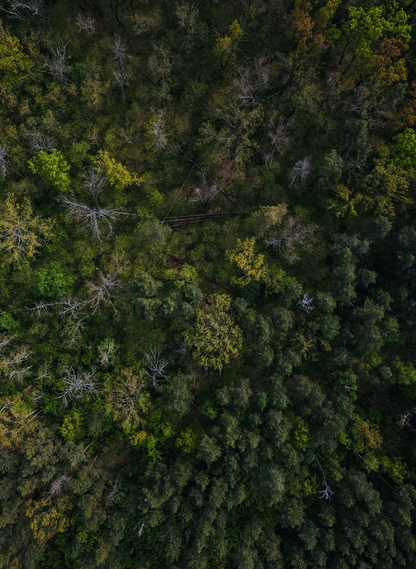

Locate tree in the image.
[185,294,243,371]
[105,368,150,438]
[28,149,71,192]
[264,217,317,262]
[289,157,311,186]
[37,262,73,298]
[56,366,98,405]
[75,13,95,36]
[144,347,170,389]
[213,20,243,69]
[0,23,35,89]
[43,43,71,83]
[0,194,53,266]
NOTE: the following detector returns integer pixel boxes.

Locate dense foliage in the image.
[1,0,416,567]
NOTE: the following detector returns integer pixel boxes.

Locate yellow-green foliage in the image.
[379,455,409,484]
[0,195,53,266]
[351,416,383,453]
[93,150,142,191]
[226,238,267,286]
[287,469,318,498]
[291,415,311,451]
[0,26,35,89]
[213,20,243,65]
[185,294,243,371]
[61,409,84,442]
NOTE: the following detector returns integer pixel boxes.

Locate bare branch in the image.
[76,13,95,36]
[44,43,70,83]
[0,0,43,21]
[289,157,310,186]
[48,473,72,496]
[297,293,314,313]
[0,146,9,177]
[144,347,169,389]
[86,271,122,314]
[265,217,317,262]
[57,366,98,405]
[58,194,127,240]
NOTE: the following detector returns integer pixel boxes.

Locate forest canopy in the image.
[1,0,416,568]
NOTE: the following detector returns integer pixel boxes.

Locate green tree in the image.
[28,150,71,192]
[185,294,243,371]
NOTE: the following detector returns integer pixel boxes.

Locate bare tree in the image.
[30,132,55,153]
[3,348,31,367]
[234,59,268,108]
[48,473,72,496]
[265,217,317,262]
[58,297,88,319]
[86,271,122,314]
[0,335,14,351]
[0,0,43,22]
[58,194,127,240]
[149,115,167,152]
[57,366,98,405]
[37,363,51,380]
[83,168,108,201]
[297,293,314,313]
[76,13,95,36]
[6,366,32,381]
[191,171,219,205]
[0,146,9,177]
[264,118,292,165]
[144,347,169,388]
[44,43,70,83]
[289,157,311,186]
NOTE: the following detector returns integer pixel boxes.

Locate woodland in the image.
[1,0,416,567]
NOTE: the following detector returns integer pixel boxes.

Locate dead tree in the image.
[30,132,55,153]
[112,35,131,120]
[58,194,128,240]
[144,347,169,388]
[191,171,219,205]
[0,0,43,22]
[48,473,72,496]
[289,157,310,186]
[98,338,117,366]
[234,59,268,108]
[265,217,317,262]
[44,43,70,83]
[57,366,98,405]
[149,116,167,152]
[76,13,95,36]
[83,168,108,202]
[0,146,9,177]
[264,118,292,165]
[86,270,122,314]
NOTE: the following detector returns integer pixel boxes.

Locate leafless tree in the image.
[149,115,167,152]
[264,118,293,165]
[0,0,43,21]
[0,335,14,351]
[191,171,219,205]
[289,157,310,186]
[107,478,121,503]
[26,300,55,317]
[57,366,98,405]
[83,168,108,201]
[61,318,85,347]
[144,347,169,388]
[297,293,314,313]
[44,43,70,83]
[265,217,317,262]
[86,271,122,314]
[76,13,95,36]
[30,132,55,153]
[48,473,72,496]
[6,366,32,381]
[3,348,31,367]
[58,297,88,319]
[58,194,127,240]
[319,483,334,500]
[234,59,268,108]
[0,146,9,177]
